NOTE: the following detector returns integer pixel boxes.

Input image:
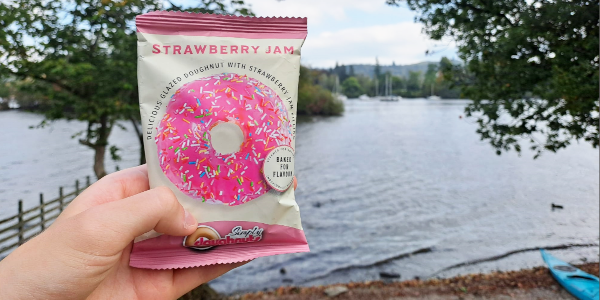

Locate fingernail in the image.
[184,210,197,229]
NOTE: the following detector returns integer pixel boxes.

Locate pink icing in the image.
[156,73,293,206]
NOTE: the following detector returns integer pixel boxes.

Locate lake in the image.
[1,99,598,293]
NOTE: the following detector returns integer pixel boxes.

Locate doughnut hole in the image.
[209,121,245,155]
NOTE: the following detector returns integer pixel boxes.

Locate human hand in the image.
[0,165,259,300]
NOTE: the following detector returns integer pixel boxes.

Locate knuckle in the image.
[97,173,128,198]
[152,186,179,210]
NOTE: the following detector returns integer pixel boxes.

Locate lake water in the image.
[1,100,598,293]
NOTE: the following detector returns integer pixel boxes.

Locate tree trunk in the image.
[80,115,112,179]
[130,117,146,165]
[138,133,146,165]
[94,145,108,178]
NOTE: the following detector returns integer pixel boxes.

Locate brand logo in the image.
[183,225,264,250]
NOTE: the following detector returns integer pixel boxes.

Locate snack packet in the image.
[131,11,309,269]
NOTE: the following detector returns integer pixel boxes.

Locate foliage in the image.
[298,66,344,115]
[422,63,437,96]
[319,58,460,99]
[435,57,462,98]
[357,75,377,96]
[341,76,365,98]
[374,57,382,79]
[332,63,350,83]
[0,0,253,178]
[387,0,599,157]
[406,71,423,95]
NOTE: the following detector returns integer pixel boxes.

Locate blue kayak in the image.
[540,249,599,300]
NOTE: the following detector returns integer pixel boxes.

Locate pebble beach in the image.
[226,263,599,300]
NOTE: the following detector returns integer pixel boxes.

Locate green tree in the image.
[436,57,462,98]
[298,66,343,115]
[391,75,406,96]
[406,71,422,95]
[387,0,599,157]
[356,75,376,97]
[0,0,253,178]
[422,63,438,96]
[335,63,349,82]
[341,76,365,98]
[374,57,382,79]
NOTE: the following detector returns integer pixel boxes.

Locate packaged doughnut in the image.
[130,12,309,269]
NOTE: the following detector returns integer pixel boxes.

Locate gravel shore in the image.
[230,263,598,300]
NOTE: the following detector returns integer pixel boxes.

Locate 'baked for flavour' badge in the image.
[263,146,294,192]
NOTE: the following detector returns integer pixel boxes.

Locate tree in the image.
[422,63,438,96]
[391,75,406,96]
[0,0,253,178]
[374,57,382,79]
[355,75,376,97]
[406,71,422,95]
[436,57,462,98]
[298,66,343,115]
[387,0,599,157]
[334,63,349,82]
[341,76,365,98]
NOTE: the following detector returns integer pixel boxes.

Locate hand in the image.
[0,165,247,300]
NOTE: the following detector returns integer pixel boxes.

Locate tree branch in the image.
[9,70,79,96]
[78,139,96,148]
[168,0,183,10]
[465,1,515,27]
[129,115,142,139]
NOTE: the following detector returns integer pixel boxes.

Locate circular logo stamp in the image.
[262,146,295,192]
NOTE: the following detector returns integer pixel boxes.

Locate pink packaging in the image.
[131,11,309,269]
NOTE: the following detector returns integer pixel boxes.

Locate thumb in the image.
[64,186,197,255]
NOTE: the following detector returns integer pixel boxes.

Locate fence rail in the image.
[0,176,93,258]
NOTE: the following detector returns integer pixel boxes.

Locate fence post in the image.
[40,193,45,231]
[59,187,64,212]
[86,176,91,187]
[18,200,23,245]
[75,180,80,196]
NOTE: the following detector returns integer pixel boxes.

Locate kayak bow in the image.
[540,249,599,300]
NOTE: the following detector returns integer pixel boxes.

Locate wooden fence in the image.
[0,176,93,259]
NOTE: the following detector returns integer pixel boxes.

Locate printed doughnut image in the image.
[183,226,220,250]
[155,73,293,206]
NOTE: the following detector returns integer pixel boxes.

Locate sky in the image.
[243,0,458,68]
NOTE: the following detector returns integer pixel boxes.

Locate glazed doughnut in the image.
[183,226,220,247]
[155,73,293,206]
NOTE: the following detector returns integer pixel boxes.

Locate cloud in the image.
[302,22,456,68]
[174,0,458,68]
[246,0,387,24]
[245,0,457,68]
